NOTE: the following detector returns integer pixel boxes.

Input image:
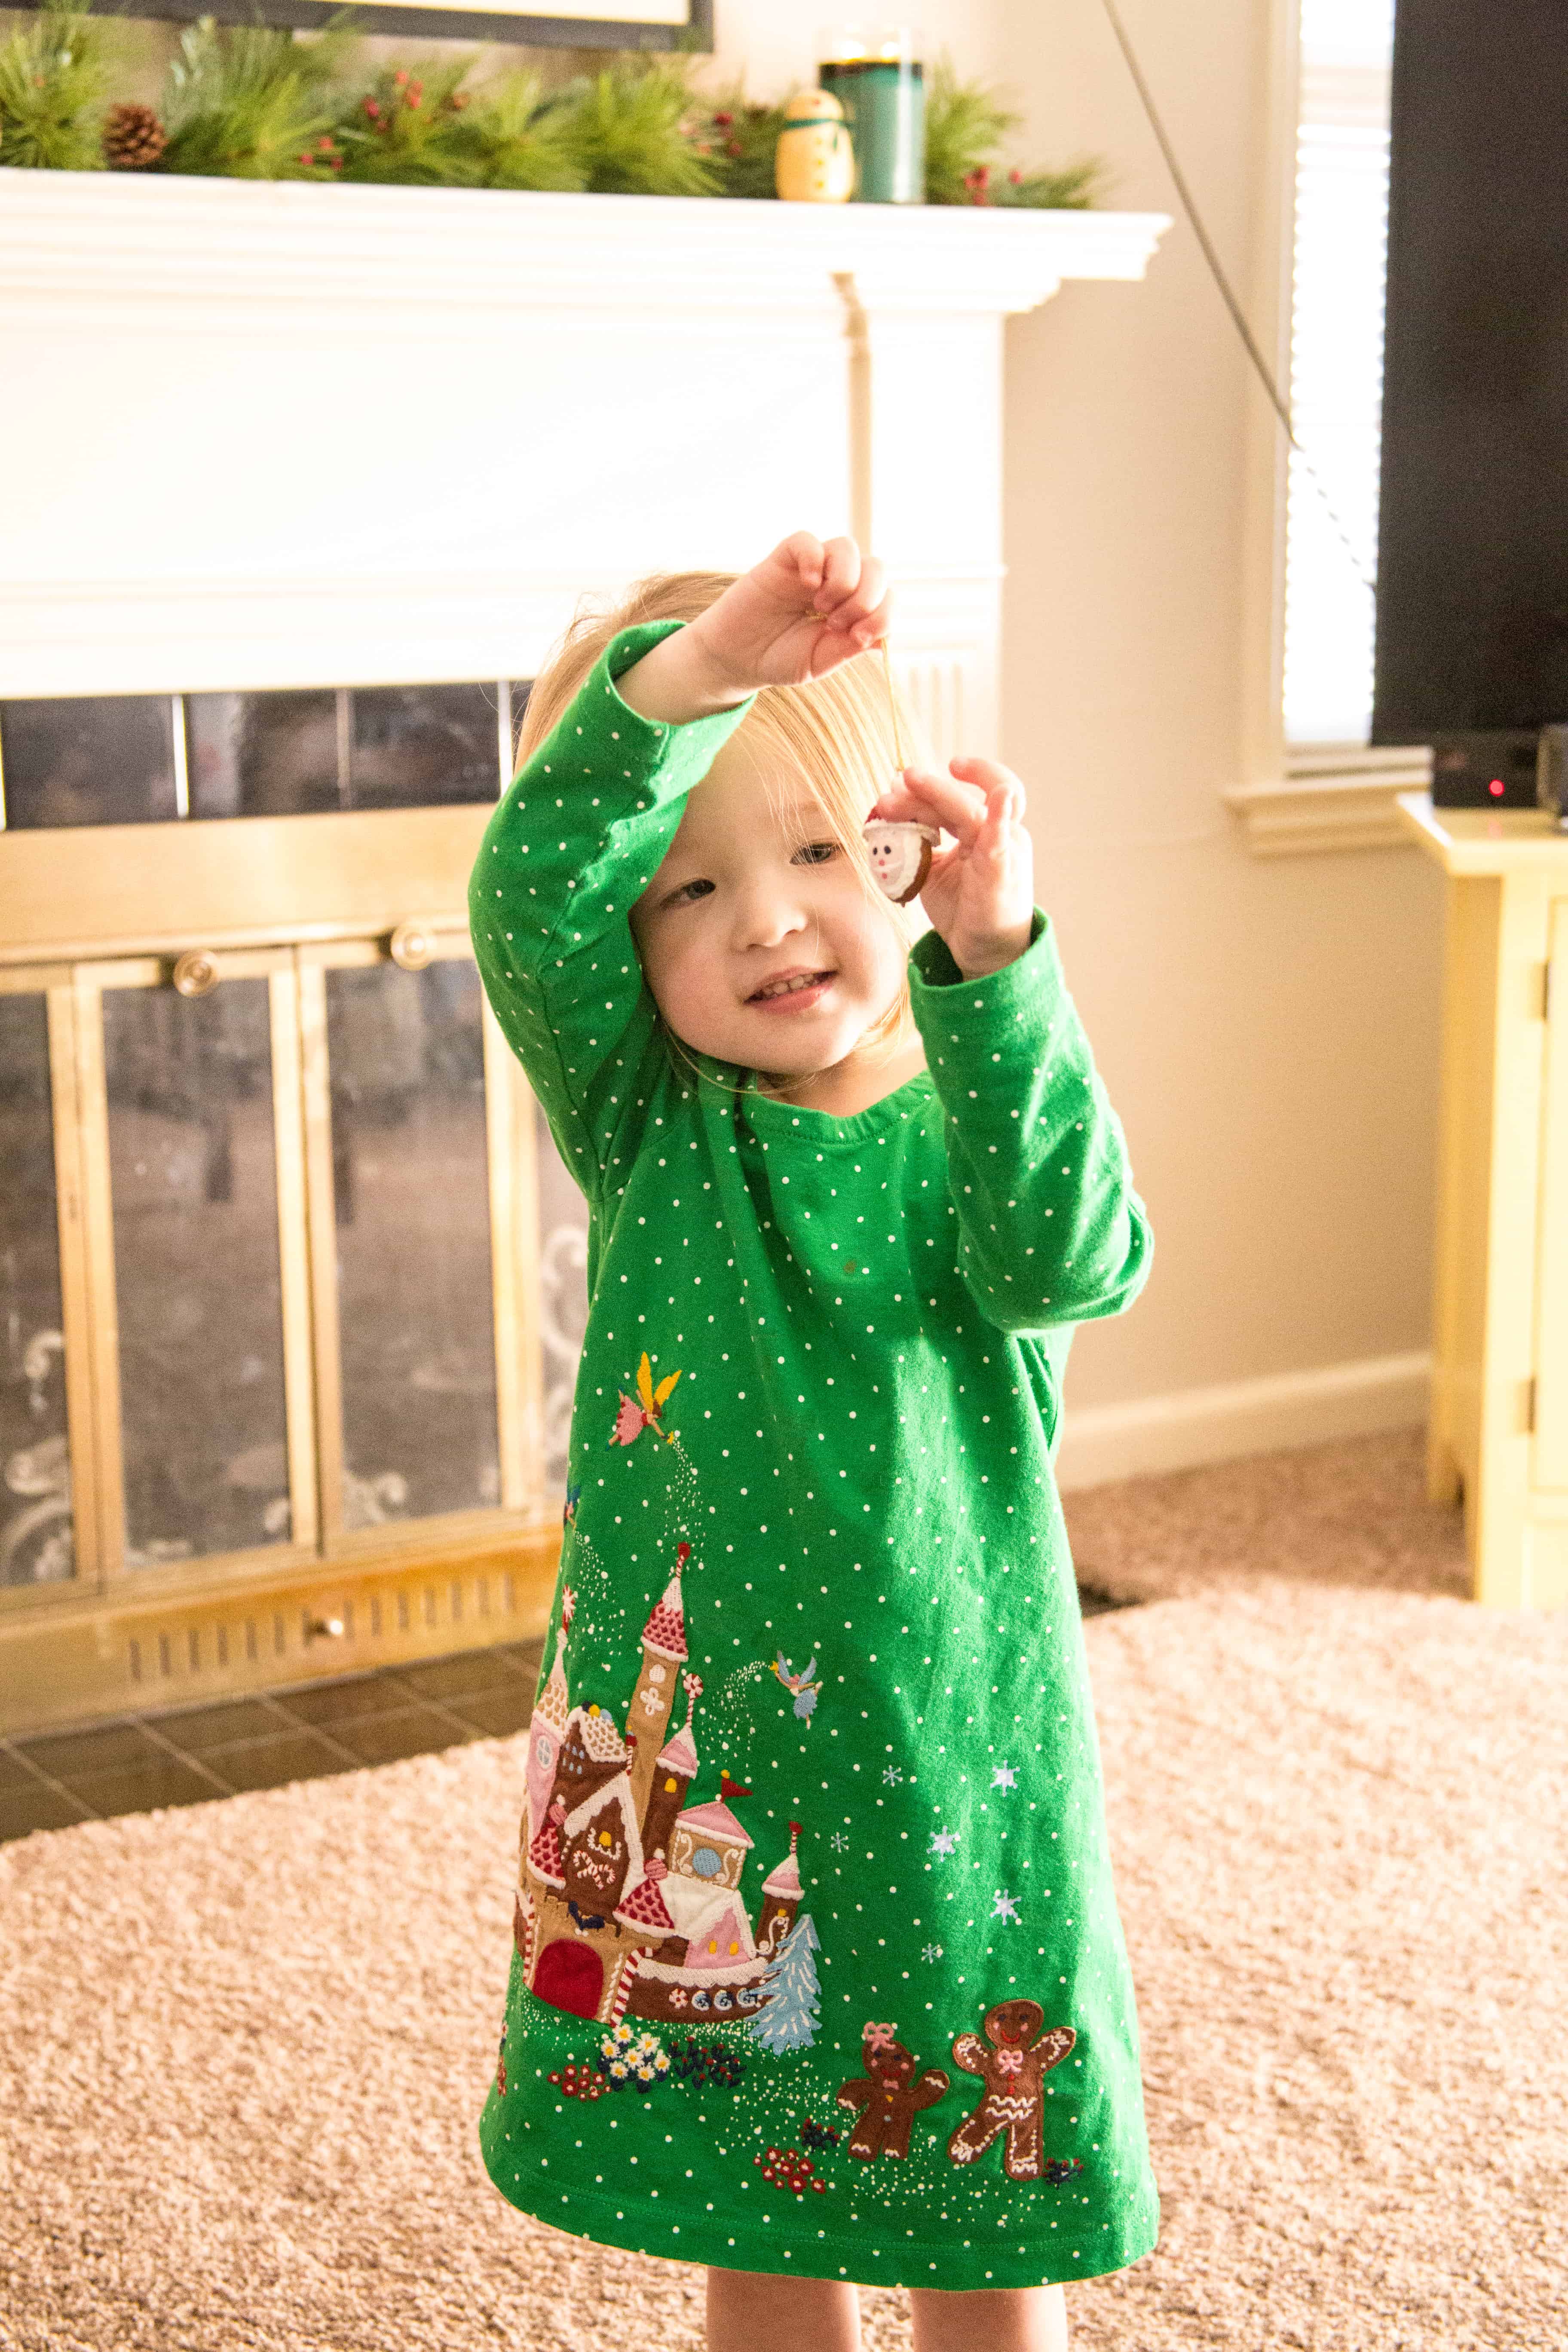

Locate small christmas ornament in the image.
[102,103,168,172]
[865,818,938,904]
[863,636,939,902]
[775,89,854,202]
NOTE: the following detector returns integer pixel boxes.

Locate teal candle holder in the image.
[818,25,926,205]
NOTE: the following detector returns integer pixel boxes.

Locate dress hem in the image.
[479,2121,1159,2294]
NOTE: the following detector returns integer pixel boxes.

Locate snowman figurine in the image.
[775,90,854,203]
[863,818,940,905]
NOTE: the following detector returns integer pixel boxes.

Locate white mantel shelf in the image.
[0,168,1168,315]
[0,169,1167,705]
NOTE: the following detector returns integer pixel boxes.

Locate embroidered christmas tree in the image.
[748,1911,821,2053]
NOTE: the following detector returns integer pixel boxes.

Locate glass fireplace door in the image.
[1,934,547,1615]
[297,934,539,1554]
[89,947,315,1582]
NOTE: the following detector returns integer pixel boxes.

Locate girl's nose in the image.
[732,881,809,952]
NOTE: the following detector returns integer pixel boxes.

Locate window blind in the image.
[1281,0,1394,748]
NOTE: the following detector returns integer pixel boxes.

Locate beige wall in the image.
[711,0,1445,1418]
[709,0,1444,1420]
[995,0,1444,1412]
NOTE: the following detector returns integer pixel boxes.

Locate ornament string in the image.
[879,636,907,778]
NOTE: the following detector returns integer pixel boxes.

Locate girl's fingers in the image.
[772,530,827,601]
[815,536,863,614]
[886,764,992,843]
[841,568,890,646]
[949,753,1026,809]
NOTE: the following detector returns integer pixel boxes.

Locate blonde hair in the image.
[517,570,927,1093]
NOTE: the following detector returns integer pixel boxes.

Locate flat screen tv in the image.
[1373,0,1568,806]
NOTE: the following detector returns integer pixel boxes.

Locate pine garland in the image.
[922,56,1020,207]
[974,159,1105,211]
[552,56,719,198]
[160,17,349,182]
[924,56,1105,210]
[0,0,108,172]
[331,56,478,185]
[0,11,1102,208]
[460,69,583,193]
[696,87,790,202]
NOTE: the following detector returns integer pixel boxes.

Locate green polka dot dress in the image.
[470,622,1158,2291]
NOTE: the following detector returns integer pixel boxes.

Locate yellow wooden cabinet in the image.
[1400,793,1568,1607]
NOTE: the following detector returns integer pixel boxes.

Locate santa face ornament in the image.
[863,818,940,906]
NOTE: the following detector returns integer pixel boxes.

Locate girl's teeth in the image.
[759,973,824,999]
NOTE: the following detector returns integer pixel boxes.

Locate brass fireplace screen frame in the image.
[0,802,569,1735]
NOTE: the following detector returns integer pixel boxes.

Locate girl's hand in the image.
[870,757,1036,981]
[616,532,890,722]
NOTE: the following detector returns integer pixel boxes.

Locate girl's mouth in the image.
[747,969,835,1011]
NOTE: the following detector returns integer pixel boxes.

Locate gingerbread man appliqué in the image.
[946,1998,1076,2181]
[836,2020,950,2161]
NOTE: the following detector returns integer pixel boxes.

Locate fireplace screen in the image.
[325,958,499,1527]
[0,995,72,1587]
[0,939,591,1597]
[0,671,594,1736]
[104,974,291,1568]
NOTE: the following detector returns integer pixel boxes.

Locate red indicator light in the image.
[1488,777,1505,797]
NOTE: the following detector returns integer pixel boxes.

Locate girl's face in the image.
[629,733,908,1084]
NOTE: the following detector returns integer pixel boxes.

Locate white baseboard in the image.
[1054,1351,1432,1494]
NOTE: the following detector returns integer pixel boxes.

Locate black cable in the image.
[1096,0,1377,595]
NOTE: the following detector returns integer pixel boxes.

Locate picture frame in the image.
[59,0,713,52]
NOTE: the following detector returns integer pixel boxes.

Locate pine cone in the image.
[102,102,168,172]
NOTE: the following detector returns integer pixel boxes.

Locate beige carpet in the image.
[3,1431,1563,2352]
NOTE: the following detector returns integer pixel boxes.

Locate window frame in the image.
[1226,0,1433,856]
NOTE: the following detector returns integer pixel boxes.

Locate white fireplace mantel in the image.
[1,169,1167,314]
[0,172,1168,721]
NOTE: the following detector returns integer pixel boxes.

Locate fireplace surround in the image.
[0,171,1166,1733]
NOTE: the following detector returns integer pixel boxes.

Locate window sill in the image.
[1225,744,1433,857]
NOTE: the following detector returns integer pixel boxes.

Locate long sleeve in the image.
[469,619,753,1205]
[907,909,1152,1335]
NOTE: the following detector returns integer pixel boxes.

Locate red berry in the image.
[394,68,407,83]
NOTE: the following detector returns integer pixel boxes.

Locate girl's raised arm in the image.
[882,754,1151,1335]
[909,910,1152,1335]
[469,620,751,1204]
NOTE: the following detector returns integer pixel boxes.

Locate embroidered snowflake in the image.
[990,1890,1021,1924]
[921,1942,944,1964]
[928,1827,960,1857]
[991,1762,1019,1792]
[882,1765,904,1786]
[829,1831,850,1853]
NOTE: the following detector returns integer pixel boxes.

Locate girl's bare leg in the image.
[706,2268,862,2352]
[908,2284,1068,2352]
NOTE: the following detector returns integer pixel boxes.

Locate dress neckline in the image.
[737,1066,935,1147]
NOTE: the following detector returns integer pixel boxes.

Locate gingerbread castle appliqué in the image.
[514,1543,803,2027]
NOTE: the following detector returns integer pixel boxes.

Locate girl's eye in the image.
[795,841,838,866]
[671,878,714,903]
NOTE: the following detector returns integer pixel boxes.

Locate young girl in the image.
[472,532,1157,2352]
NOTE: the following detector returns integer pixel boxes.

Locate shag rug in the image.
[3,1430,1564,2352]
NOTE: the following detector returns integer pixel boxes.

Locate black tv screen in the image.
[1373,0,1568,802]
